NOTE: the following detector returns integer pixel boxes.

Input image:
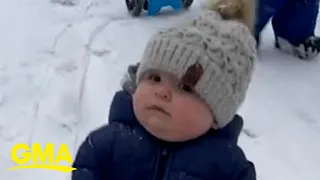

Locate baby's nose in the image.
[154,84,172,101]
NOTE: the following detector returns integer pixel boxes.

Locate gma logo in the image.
[8,143,76,173]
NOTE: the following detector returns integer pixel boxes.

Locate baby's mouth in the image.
[147,105,171,116]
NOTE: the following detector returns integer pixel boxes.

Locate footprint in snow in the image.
[242,128,258,139]
[50,0,77,6]
[0,125,21,142]
[91,49,110,57]
[60,123,74,134]
[294,109,317,125]
[55,61,78,74]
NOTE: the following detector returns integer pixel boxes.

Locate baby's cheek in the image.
[182,101,213,130]
[174,106,198,127]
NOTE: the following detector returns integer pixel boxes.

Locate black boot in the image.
[143,0,148,10]
[275,35,320,60]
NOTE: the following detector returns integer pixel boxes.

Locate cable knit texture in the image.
[135,10,257,128]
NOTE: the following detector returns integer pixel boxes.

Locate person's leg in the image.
[271,0,320,59]
[272,0,319,45]
[254,0,288,46]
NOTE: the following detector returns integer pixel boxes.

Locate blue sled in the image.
[147,0,183,16]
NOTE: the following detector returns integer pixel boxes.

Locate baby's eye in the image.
[179,83,194,93]
[147,74,161,83]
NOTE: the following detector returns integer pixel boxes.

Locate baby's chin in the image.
[138,116,198,142]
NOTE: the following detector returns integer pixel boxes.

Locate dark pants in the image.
[255,0,319,45]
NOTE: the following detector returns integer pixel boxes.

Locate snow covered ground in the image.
[0,0,319,180]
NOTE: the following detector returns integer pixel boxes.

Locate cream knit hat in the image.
[135,1,257,128]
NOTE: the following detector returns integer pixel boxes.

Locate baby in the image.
[72,0,257,179]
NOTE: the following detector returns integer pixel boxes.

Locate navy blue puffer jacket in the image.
[72,90,256,180]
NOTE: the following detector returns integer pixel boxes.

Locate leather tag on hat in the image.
[181,62,203,87]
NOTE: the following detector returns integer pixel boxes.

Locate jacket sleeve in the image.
[72,125,114,180]
[230,146,257,180]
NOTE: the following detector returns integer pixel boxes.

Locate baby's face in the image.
[133,70,214,142]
